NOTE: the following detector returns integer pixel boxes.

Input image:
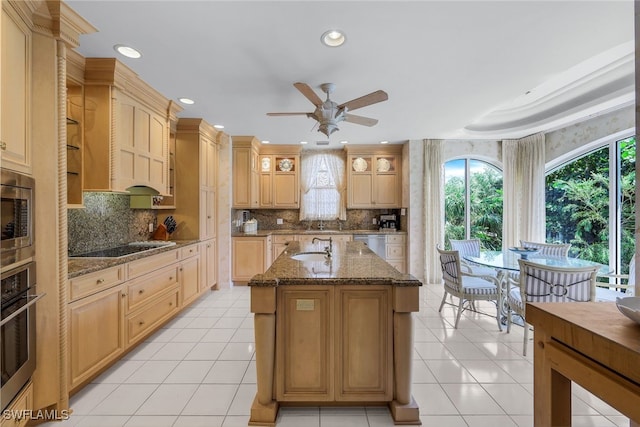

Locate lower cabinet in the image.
[0,382,33,427]
[68,245,203,392]
[275,285,392,402]
[232,236,270,283]
[200,238,217,291]
[69,285,125,390]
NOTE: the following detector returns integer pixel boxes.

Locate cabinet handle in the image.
[207,244,211,248]
[139,320,145,326]
[138,289,144,294]
[179,267,183,272]
[207,215,211,219]
[169,276,173,281]
[96,278,105,284]
[169,302,173,307]
[0,141,6,150]
[121,293,126,298]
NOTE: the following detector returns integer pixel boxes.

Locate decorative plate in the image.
[376,158,391,172]
[279,158,293,172]
[261,157,271,172]
[352,157,368,172]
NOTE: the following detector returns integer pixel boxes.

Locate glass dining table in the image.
[463,250,612,276]
[463,250,613,325]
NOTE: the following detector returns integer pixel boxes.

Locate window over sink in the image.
[299,151,346,221]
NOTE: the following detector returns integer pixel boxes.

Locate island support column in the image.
[390,286,421,424]
[249,286,278,426]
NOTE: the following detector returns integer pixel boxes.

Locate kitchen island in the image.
[248,240,422,426]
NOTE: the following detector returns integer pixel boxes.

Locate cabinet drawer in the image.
[127,265,179,312]
[69,265,125,301]
[273,235,295,244]
[385,244,405,260]
[127,250,179,279]
[0,382,32,427]
[386,234,405,244]
[180,244,199,259]
[126,287,180,345]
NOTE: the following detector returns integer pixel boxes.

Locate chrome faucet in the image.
[312,236,332,257]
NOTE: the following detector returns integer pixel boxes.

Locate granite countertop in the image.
[232,229,407,237]
[249,241,421,287]
[68,240,199,278]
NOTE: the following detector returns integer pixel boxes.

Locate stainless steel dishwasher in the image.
[353,235,386,259]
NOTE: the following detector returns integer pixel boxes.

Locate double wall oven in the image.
[1,169,43,410]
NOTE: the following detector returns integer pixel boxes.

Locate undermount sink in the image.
[291,252,328,262]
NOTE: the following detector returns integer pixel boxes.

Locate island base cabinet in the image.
[275,286,392,402]
[69,285,125,390]
[276,287,334,401]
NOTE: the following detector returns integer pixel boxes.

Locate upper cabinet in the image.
[82,58,175,194]
[1,1,33,174]
[232,136,260,208]
[259,145,300,209]
[345,145,403,208]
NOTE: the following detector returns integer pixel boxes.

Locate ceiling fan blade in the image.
[294,82,323,107]
[339,90,388,112]
[267,112,312,116]
[344,113,378,127]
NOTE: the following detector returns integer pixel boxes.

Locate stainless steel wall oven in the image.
[1,261,42,410]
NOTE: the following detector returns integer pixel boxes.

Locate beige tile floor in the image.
[41,283,628,427]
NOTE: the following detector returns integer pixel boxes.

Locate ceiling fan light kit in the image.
[267,82,388,137]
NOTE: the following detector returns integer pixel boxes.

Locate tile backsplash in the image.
[233,209,403,232]
[68,192,157,255]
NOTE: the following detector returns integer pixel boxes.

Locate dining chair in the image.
[519,240,571,257]
[436,246,502,330]
[449,239,498,278]
[595,254,636,301]
[507,259,598,356]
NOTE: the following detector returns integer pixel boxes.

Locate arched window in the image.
[444,159,503,250]
[546,136,635,274]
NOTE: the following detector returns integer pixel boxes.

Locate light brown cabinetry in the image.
[1,1,32,174]
[232,136,260,208]
[83,58,175,194]
[168,118,219,241]
[259,146,301,209]
[345,145,402,208]
[275,285,392,402]
[69,284,125,389]
[385,234,406,273]
[232,236,270,283]
[66,86,84,206]
[68,245,205,392]
[200,238,217,291]
[0,382,33,427]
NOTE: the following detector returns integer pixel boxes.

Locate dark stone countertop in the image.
[232,229,407,237]
[68,240,199,278]
[249,241,421,287]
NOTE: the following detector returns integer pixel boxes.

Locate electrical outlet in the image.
[276,218,283,225]
[372,218,377,224]
[401,208,406,216]
[148,222,154,232]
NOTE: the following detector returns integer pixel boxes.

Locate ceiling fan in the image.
[267,82,388,137]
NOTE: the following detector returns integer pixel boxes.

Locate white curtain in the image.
[423,139,444,284]
[502,132,546,249]
[299,150,346,221]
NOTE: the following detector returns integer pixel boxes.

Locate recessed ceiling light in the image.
[340,140,348,144]
[113,44,142,59]
[178,98,195,105]
[380,140,389,144]
[213,124,224,129]
[262,140,270,144]
[321,29,346,47]
[300,141,308,145]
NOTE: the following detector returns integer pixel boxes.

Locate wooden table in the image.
[527,302,640,427]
